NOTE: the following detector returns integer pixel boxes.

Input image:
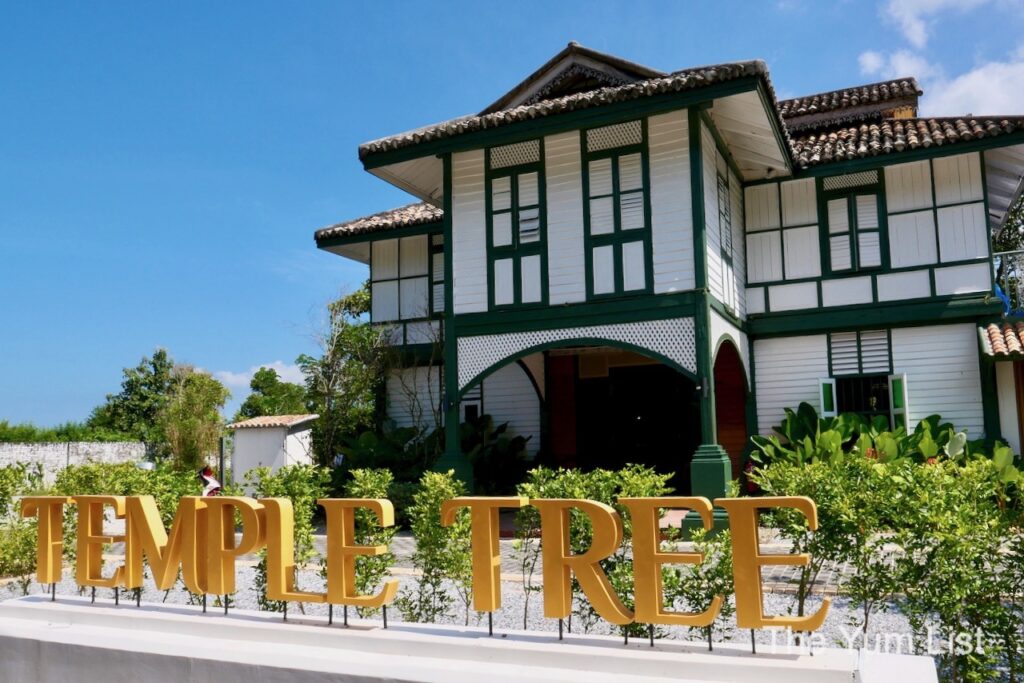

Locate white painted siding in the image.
[702,124,724,305]
[746,287,766,314]
[877,270,931,301]
[934,262,991,295]
[648,110,694,293]
[545,131,587,304]
[745,185,780,231]
[754,335,828,434]
[888,211,937,267]
[821,276,872,307]
[452,149,488,313]
[372,240,399,280]
[768,282,817,311]
[885,160,933,213]
[780,179,816,227]
[710,308,750,383]
[891,324,984,437]
[746,231,782,283]
[937,202,988,261]
[996,362,1020,455]
[483,363,542,456]
[933,152,984,206]
[387,366,441,431]
[782,226,821,279]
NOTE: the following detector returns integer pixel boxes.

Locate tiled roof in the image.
[315,202,442,241]
[980,323,1024,357]
[226,414,319,430]
[790,117,1024,167]
[359,61,782,161]
[779,78,920,120]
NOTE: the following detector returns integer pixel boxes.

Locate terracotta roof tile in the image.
[315,202,442,241]
[358,61,786,160]
[980,323,1024,357]
[778,78,921,120]
[790,117,1024,167]
[226,414,319,430]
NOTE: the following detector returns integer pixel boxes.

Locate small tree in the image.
[342,468,398,617]
[233,367,307,421]
[160,368,229,471]
[87,348,178,448]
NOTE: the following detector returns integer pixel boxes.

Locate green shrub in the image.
[396,470,471,624]
[460,414,529,495]
[0,519,38,592]
[664,528,735,643]
[341,468,397,616]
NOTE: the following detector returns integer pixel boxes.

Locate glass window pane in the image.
[856,194,879,229]
[492,212,512,247]
[371,281,399,322]
[491,176,511,211]
[399,277,429,319]
[592,245,615,294]
[520,254,542,303]
[828,198,849,234]
[618,153,643,191]
[588,158,613,196]
[518,172,539,207]
[589,196,614,235]
[622,241,646,291]
[619,192,644,230]
[830,235,852,271]
[494,259,514,305]
[518,207,540,243]
[399,236,428,277]
[858,231,881,267]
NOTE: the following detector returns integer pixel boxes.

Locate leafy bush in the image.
[243,464,331,612]
[396,470,472,624]
[341,468,397,616]
[664,528,735,643]
[0,519,39,593]
[461,414,530,495]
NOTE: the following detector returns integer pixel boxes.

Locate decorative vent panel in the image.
[823,170,879,192]
[830,329,891,375]
[490,140,541,169]
[830,332,860,376]
[859,330,891,373]
[586,120,643,152]
[457,317,696,390]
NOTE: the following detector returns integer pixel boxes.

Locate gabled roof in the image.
[315,202,442,241]
[790,116,1024,167]
[226,414,319,430]
[779,78,922,131]
[479,42,665,115]
[358,60,781,161]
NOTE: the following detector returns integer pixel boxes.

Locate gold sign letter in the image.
[124,496,208,594]
[260,498,325,603]
[21,496,71,584]
[73,495,126,588]
[440,496,527,612]
[532,499,633,625]
[620,497,722,626]
[204,497,263,595]
[715,496,830,630]
[319,498,398,608]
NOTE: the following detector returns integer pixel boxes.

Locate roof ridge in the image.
[779,76,921,106]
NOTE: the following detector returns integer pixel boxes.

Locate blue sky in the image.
[2,0,1023,424]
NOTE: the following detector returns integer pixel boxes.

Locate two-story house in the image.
[315,43,1024,500]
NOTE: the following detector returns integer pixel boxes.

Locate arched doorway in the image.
[461,341,702,493]
[713,340,748,478]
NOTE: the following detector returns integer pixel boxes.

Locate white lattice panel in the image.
[490,140,541,169]
[823,170,879,191]
[457,317,696,389]
[586,120,643,152]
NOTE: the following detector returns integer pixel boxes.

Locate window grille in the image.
[586,120,643,152]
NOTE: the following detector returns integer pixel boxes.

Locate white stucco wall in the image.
[232,426,313,483]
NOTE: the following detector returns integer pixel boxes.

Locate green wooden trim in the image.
[316,221,442,249]
[749,295,1000,337]
[361,77,762,170]
[454,290,700,336]
[695,293,716,442]
[689,107,708,291]
[580,121,654,299]
[456,336,700,400]
[708,296,747,332]
[979,349,1002,443]
[484,144,549,310]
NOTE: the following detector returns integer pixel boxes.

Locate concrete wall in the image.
[0,442,144,483]
[233,427,314,484]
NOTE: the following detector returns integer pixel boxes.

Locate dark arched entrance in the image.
[713,340,749,478]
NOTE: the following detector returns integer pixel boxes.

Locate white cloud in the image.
[852,44,1024,115]
[859,50,885,75]
[881,0,990,48]
[214,361,305,390]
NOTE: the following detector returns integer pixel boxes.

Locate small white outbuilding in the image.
[227,414,318,482]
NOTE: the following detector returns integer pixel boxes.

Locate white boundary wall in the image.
[0,442,144,483]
